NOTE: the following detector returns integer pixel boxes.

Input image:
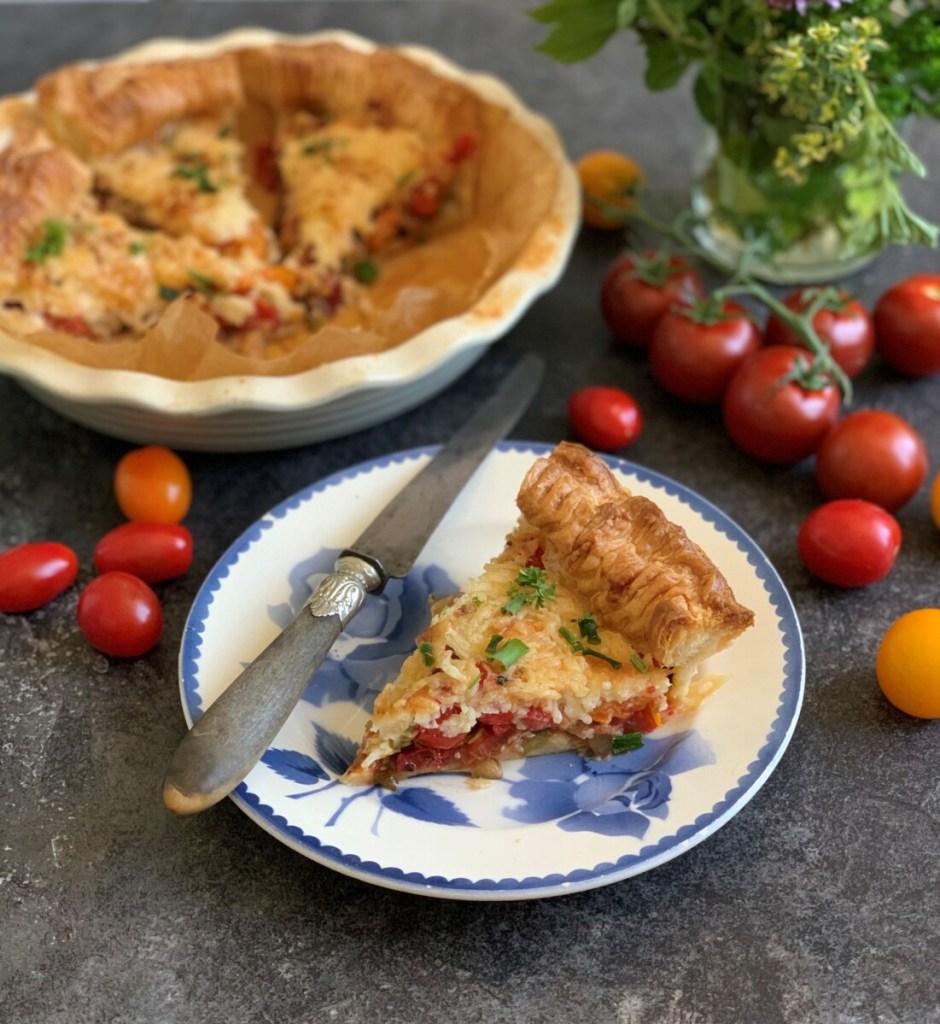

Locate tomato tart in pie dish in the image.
[343,443,755,788]
[0,29,577,449]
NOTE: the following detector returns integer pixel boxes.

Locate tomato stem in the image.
[627,206,854,403]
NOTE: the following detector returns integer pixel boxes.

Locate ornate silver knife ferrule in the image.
[306,555,384,627]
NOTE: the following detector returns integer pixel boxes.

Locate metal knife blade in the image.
[163,352,545,815]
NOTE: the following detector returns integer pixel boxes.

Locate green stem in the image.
[630,206,854,403]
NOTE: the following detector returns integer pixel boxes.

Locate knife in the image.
[163,352,545,815]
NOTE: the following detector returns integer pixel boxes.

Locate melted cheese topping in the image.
[279,123,426,271]
[93,115,269,252]
[359,522,671,770]
[0,211,160,332]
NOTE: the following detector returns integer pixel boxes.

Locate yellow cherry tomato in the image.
[931,472,940,530]
[875,609,940,719]
[114,446,192,524]
[575,150,644,230]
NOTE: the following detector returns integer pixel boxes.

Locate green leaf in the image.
[693,64,721,124]
[530,0,623,63]
[643,39,691,91]
[715,51,755,86]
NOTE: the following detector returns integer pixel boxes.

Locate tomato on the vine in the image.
[797,500,901,588]
[93,522,193,583]
[568,386,643,452]
[722,346,841,464]
[77,571,163,658]
[873,274,940,378]
[0,542,79,613]
[814,410,928,512]
[600,251,703,348]
[113,446,192,524]
[764,287,874,378]
[876,609,940,719]
[649,299,762,404]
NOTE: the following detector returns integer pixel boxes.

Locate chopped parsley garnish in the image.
[467,672,482,691]
[502,567,556,614]
[302,136,347,158]
[396,169,416,188]
[611,731,643,755]
[629,652,649,674]
[582,649,622,669]
[489,637,529,670]
[353,258,379,284]
[25,219,68,263]
[171,161,218,194]
[576,612,601,645]
[188,271,220,295]
[129,241,147,255]
[559,624,621,669]
[159,285,181,302]
[419,642,434,667]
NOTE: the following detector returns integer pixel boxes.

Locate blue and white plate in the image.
[179,442,804,900]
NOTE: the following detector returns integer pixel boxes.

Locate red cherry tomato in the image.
[0,542,79,613]
[600,250,703,348]
[93,522,193,583]
[77,571,163,658]
[873,274,940,378]
[568,386,644,453]
[764,288,874,378]
[113,446,192,524]
[815,410,928,512]
[797,500,901,588]
[722,346,841,464]
[649,300,762,404]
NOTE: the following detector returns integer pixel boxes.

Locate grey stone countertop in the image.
[2,3,939,1023]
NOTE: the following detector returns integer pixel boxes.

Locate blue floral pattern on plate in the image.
[179,442,804,900]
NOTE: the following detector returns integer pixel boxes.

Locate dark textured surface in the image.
[2,3,939,1022]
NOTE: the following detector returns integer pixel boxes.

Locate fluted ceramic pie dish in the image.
[0,28,579,451]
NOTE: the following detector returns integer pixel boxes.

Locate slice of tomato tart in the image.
[342,443,754,787]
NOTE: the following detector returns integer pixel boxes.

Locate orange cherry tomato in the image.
[113,446,192,524]
[576,150,645,230]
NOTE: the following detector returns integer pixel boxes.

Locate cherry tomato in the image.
[113,446,192,524]
[722,346,841,464]
[77,571,163,658]
[93,522,193,583]
[876,609,940,719]
[797,500,900,588]
[764,287,874,378]
[814,410,928,512]
[0,541,79,613]
[568,386,644,452]
[600,251,703,348]
[873,274,940,377]
[575,150,644,230]
[649,300,762,404]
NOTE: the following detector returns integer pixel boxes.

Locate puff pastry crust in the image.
[343,443,754,787]
[517,442,754,668]
[1,38,489,355]
[35,53,244,158]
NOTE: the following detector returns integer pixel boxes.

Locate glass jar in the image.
[689,88,887,284]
